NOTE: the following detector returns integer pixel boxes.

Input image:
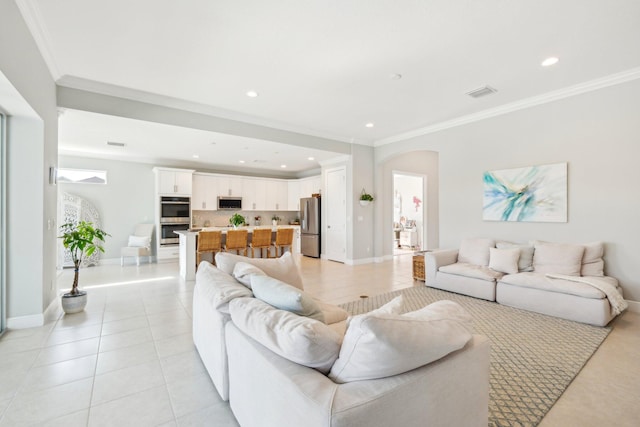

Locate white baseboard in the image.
[100,256,157,265]
[625,299,640,313]
[346,257,376,265]
[7,313,44,329]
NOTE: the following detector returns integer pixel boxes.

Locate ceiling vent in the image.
[466,85,498,98]
[106,141,126,147]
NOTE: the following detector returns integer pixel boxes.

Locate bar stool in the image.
[250,228,272,258]
[272,228,294,257]
[224,229,248,256]
[196,231,222,268]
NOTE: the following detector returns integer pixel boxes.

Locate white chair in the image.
[121,224,154,266]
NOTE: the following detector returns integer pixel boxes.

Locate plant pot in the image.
[272,220,278,226]
[61,290,88,314]
[359,200,371,206]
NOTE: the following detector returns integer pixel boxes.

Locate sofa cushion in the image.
[458,238,495,266]
[251,275,325,322]
[229,297,341,374]
[533,242,585,276]
[328,300,473,383]
[232,262,266,289]
[489,247,520,274]
[439,262,504,281]
[582,242,605,277]
[498,272,609,299]
[215,251,304,289]
[196,261,253,310]
[496,241,534,272]
[315,300,349,325]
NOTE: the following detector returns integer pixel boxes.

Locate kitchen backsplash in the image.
[192,210,300,228]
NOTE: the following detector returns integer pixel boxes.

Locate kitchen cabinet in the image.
[287,180,300,211]
[242,178,267,211]
[155,168,194,195]
[217,176,243,197]
[265,180,288,210]
[192,173,218,210]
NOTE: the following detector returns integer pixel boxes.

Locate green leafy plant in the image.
[360,188,374,202]
[271,215,281,221]
[230,213,245,227]
[59,221,109,295]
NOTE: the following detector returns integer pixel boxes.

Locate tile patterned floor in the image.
[0,253,638,426]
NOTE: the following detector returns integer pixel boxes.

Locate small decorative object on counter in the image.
[254,215,261,226]
[271,215,281,226]
[58,221,109,314]
[230,213,245,229]
[359,188,374,206]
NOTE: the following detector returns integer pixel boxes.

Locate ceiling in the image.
[19,0,640,171]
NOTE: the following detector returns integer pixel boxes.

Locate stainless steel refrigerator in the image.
[300,197,321,258]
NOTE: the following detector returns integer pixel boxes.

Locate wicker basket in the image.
[413,254,425,281]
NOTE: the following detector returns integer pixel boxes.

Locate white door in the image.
[325,167,346,262]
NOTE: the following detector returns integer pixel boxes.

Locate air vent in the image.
[106,141,126,147]
[466,85,498,98]
[252,159,267,163]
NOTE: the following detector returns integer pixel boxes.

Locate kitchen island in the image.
[174,225,300,280]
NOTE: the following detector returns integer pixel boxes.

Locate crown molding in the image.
[375,67,640,146]
[15,0,61,81]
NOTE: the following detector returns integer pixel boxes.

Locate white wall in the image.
[376,79,640,302]
[58,156,156,260]
[0,0,58,325]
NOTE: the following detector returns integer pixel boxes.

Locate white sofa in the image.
[425,238,626,326]
[193,252,490,427]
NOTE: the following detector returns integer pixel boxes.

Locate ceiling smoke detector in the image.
[466,85,498,98]
[106,141,126,147]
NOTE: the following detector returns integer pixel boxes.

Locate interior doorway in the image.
[0,113,5,335]
[392,172,426,256]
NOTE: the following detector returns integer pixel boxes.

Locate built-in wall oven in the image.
[160,196,190,245]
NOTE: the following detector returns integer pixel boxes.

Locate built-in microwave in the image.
[160,196,190,223]
[218,196,242,210]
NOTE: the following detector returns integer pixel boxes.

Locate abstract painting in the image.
[483,163,567,222]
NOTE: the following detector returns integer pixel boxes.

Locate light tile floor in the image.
[0,254,638,426]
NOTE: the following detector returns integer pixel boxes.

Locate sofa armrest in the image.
[425,249,459,286]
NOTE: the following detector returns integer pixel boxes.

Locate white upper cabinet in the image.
[217,175,243,197]
[154,168,194,195]
[241,177,266,211]
[287,180,300,211]
[192,174,218,210]
[265,180,288,211]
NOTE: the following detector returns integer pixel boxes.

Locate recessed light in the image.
[239,160,245,164]
[280,164,287,168]
[246,90,259,97]
[541,57,559,67]
[308,157,315,161]
[365,123,374,128]
[390,73,402,80]
[192,154,199,159]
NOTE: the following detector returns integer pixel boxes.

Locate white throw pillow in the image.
[581,242,605,277]
[195,262,253,310]
[328,300,473,384]
[251,275,325,322]
[458,238,495,266]
[128,235,150,248]
[232,262,266,289]
[489,247,520,274]
[533,242,585,276]
[215,251,304,289]
[496,241,534,272]
[229,297,341,374]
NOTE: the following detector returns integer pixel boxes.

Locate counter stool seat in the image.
[272,228,294,258]
[197,230,222,268]
[224,229,248,256]
[250,228,272,258]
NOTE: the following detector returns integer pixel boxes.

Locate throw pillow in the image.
[496,241,534,272]
[229,297,341,374]
[581,242,605,277]
[328,300,473,383]
[251,275,325,323]
[232,262,266,289]
[458,238,495,266]
[489,247,520,274]
[128,235,150,248]
[215,251,304,289]
[195,261,253,310]
[533,241,585,276]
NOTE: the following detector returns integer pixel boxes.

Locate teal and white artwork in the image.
[483,163,567,222]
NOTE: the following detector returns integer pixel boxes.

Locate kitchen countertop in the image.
[175,224,300,236]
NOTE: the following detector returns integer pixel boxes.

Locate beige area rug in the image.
[339,286,611,427]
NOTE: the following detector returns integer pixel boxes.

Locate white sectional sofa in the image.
[193,252,490,427]
[425,238,627,326]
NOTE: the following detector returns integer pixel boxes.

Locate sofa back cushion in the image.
[458,238,495,266]
[229,297,341,374]
[328,300,473,383]
[251,275,325,322]
[581,242,605,277]
[533,242,585,276]
[496,241,534,272]
[196,262,253,310]
[232,262,266,289]
[489,247,520,274]
[216,251,304,289]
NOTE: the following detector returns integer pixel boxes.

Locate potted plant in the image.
[360,188,374,206]
[230,213,245,228]
[271,215,281,226]
[254,215,262,226]
[59,221,109,314]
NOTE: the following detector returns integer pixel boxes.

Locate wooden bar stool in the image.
[196,231,222,268]
[250,228,272,258]
[224,229,248,256]
[272,228,294,257]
